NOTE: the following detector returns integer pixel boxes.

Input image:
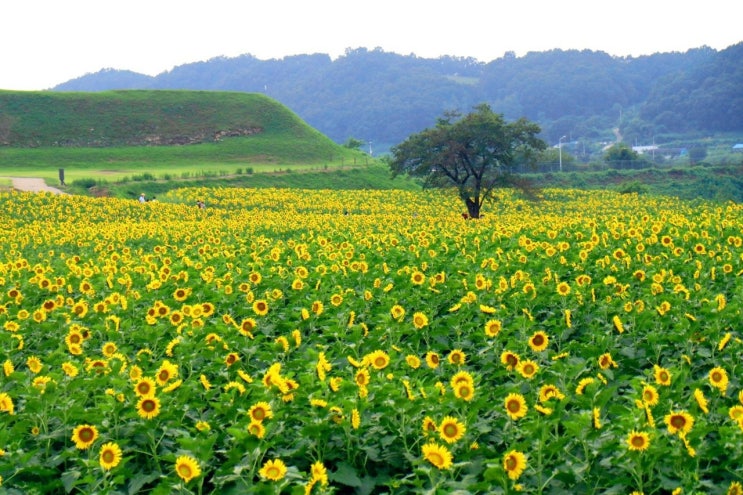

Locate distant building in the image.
[632,145,659,154]
[733,144,743,152]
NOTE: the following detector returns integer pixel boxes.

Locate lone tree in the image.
[390,104,546,219]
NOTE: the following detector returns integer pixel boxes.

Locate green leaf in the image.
[61,470,81,493]
[330,462,363,487]
[128,472,161,495]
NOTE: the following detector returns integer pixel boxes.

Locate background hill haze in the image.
[53,43,743,154]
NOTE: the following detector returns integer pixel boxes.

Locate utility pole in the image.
[559,135,567,172]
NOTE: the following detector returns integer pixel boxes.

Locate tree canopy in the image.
[389,104,546,219]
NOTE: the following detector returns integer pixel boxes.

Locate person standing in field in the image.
[139,193,146,203]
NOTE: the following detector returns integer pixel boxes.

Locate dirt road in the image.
[1,177,67,194]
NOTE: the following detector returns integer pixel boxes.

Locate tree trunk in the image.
[465,197,480,219]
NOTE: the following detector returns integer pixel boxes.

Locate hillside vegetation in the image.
[1,90,327,147]
[0,90,369,174]
[52,44,743,154]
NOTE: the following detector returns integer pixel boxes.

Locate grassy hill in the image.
[0,90,368,183]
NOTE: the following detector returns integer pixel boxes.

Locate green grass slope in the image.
[0,90,367,180]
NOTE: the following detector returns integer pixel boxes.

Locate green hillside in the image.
[0,90,366,178]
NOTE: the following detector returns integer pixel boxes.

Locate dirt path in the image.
[1,177,67,194]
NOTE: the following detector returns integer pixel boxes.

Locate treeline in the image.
[53,43,743,151]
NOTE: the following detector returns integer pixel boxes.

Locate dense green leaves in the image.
[389,105,546,218]
[50,44,743,152]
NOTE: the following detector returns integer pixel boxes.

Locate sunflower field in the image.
[0,187,741,495]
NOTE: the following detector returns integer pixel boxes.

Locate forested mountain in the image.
[52,43,743,152]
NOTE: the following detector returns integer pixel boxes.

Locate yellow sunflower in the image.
[259,459,287,481]
[252,299,269,316]
[451,370,474,388]
[709,366,729,394]
[500,350,520,370]
[694,388,709,414]
[311,461,329,486]
[484,319,502,337]
[539,384,565,403]
[422,416,438,436]
[136,396,161,420]
[71,424,99,450]
[516,359,539,379]
[355,368,370,387]
[247,421,266,438]
[61,362,79,378]
[653,365,672,386]
[225,352,240,367]
[665,411,694,436]
[422,442,453,470]
[134,377,157,398]
[454,381,475,401]
[410,270,426,285]
[155,360,179,386]
[728,405,743,423]
[412,312,429,329]
[447,349,466,366]
[406,355,421,369]
[236,318,256,337]
[390,304,405,321]
[438,416,466,444]
[311,300,324,315]
[248,402,273,422]
[503,450,527,480]
[26,356,43,374]
[425,352,440,369]
[504,393,528,420]
[598,353,618,370]
[626,430,650,451]
[366,350,390,370]
[65,330,83,347]
[612,315,625,333]
[173,287,191,302]
[99,442,123,470]
[556,281,571,296]
[527,331,549,352]
[641,384,659,406]
[175,455,201,483]
[0,392,15,415]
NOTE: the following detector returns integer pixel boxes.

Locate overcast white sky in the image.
[1,0,740,90]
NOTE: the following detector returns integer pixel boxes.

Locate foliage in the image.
[343,138,365,150]
[604,143,641,162]
[390,105,546,218]
[0,188,741,494]
[49,44,743,153]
